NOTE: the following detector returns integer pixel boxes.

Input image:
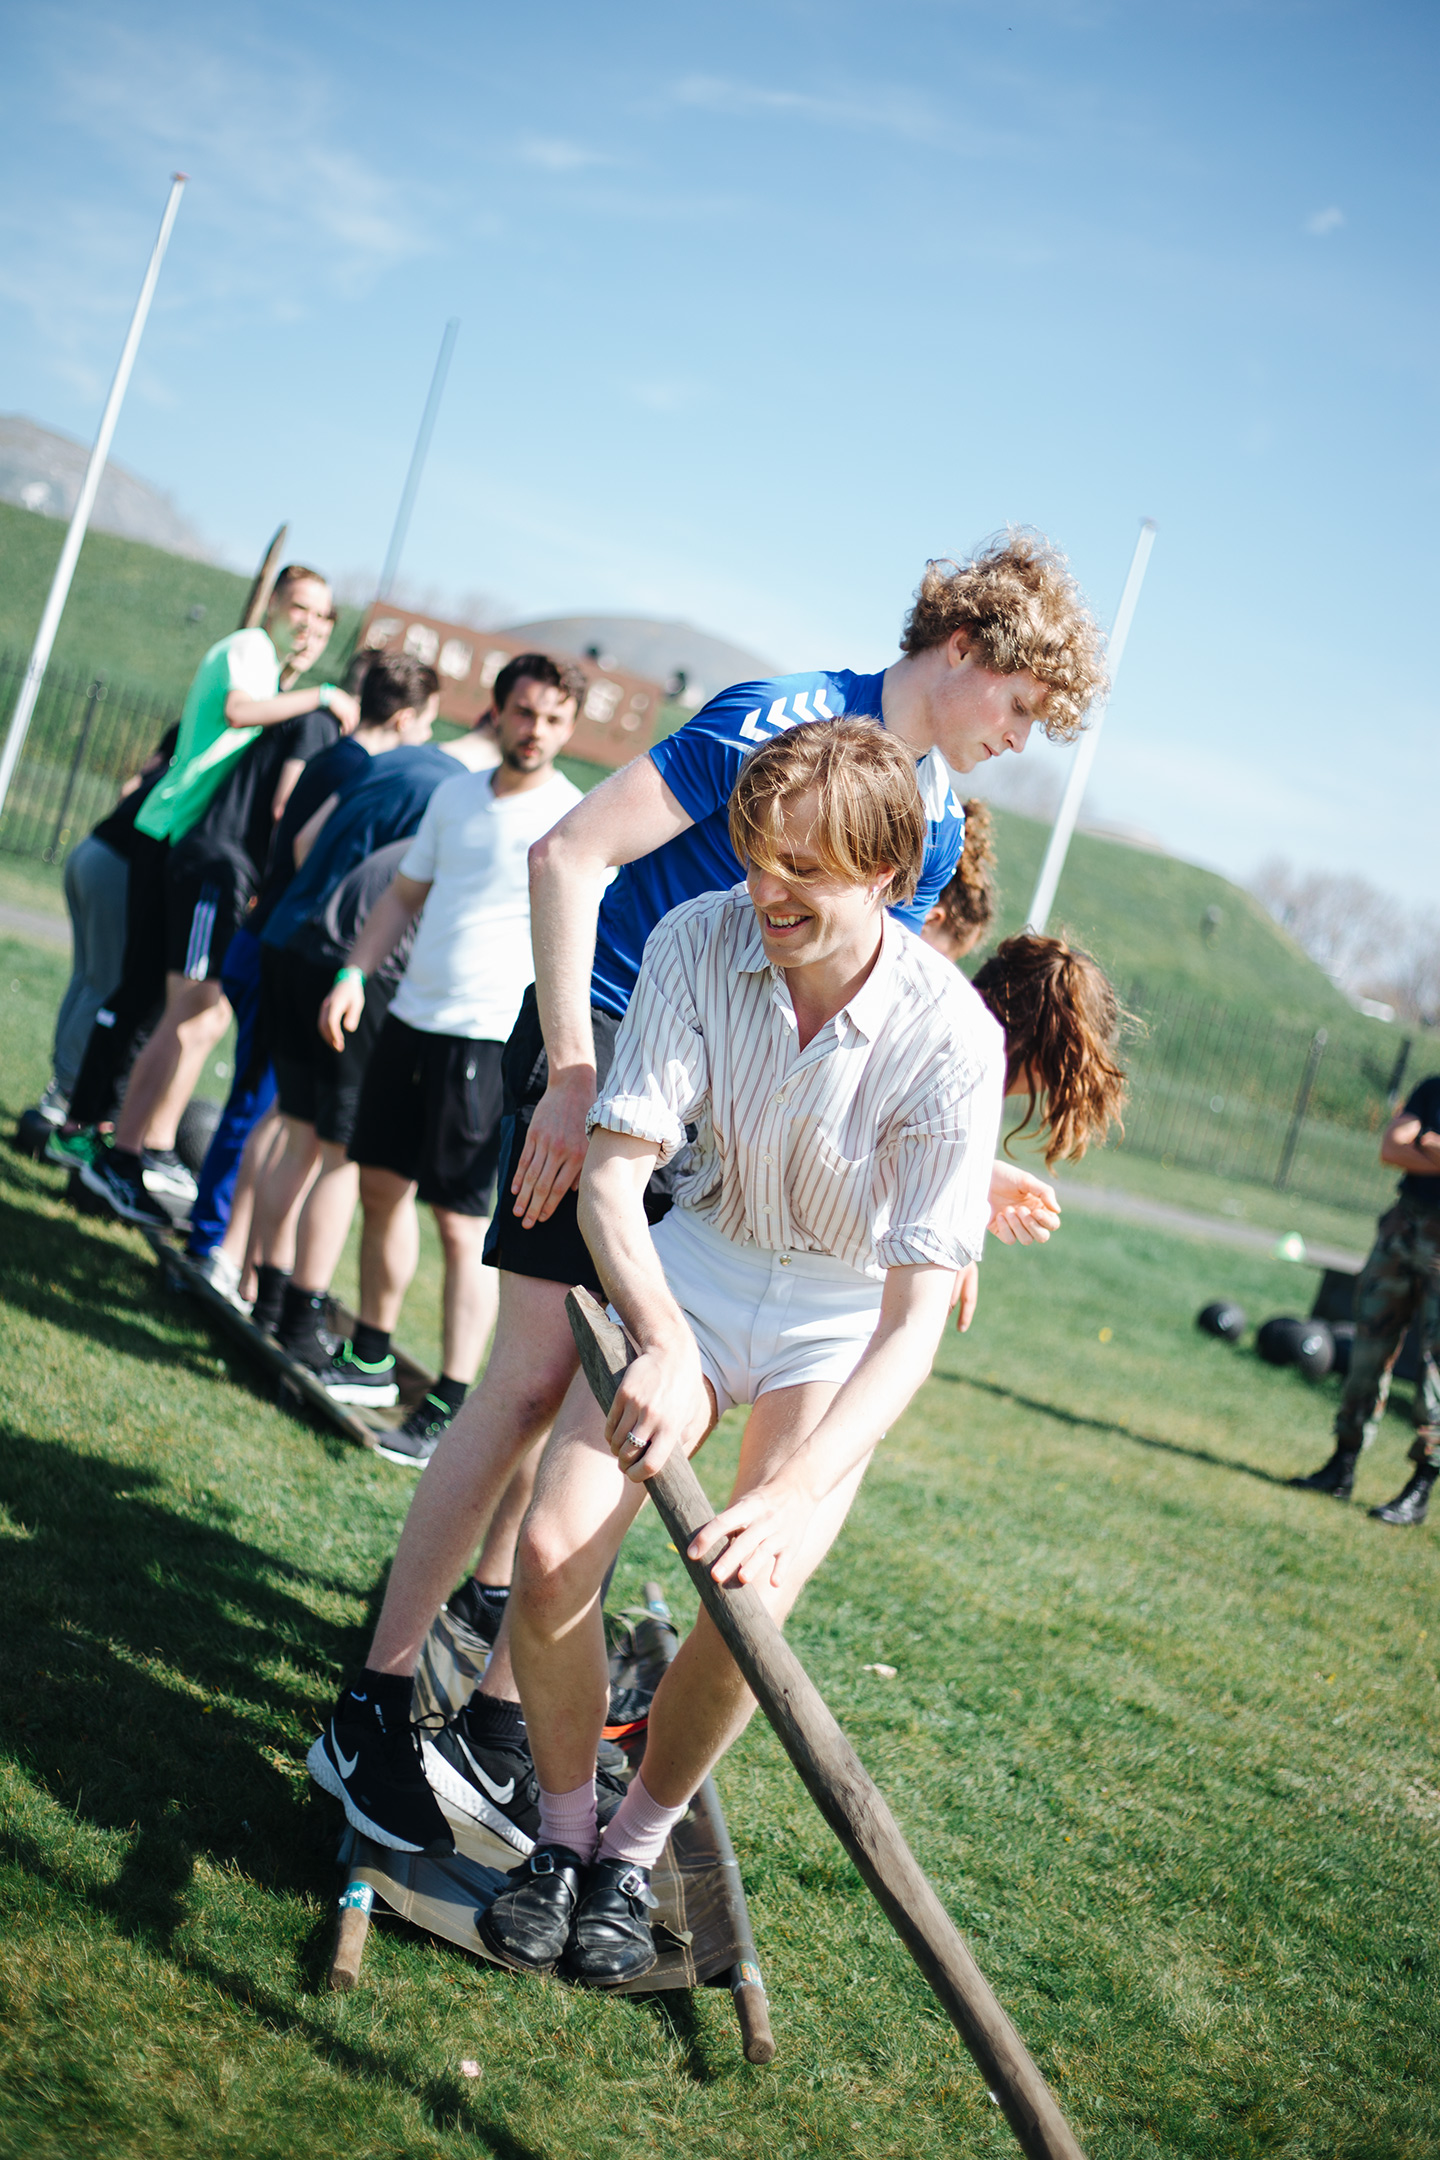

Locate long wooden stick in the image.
[566,1287,1085,2160]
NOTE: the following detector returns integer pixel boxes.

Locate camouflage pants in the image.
[1334,1199,1440,1463]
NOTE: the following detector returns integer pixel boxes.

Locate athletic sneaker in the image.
[141,1148,199,1205]
[323,1340,400,1407]
[46,1125,102,1170]
[374,1391,458,1469]
[421,1708,627,1856]
[444,1576,508,1654]
[79,1154,173,1229]
[36,1080,69,1125]
[306,1691,455,1855]
[420,1717,541,1853]
[189,1247,250,1311]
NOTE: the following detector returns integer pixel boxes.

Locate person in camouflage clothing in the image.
[1290,1071,1440,1525]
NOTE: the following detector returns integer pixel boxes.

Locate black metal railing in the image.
[0,646,180,863]
[1113,981,1412,1215]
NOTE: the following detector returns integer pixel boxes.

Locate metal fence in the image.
[1115,981,1413,1214]
[0,646,180,864]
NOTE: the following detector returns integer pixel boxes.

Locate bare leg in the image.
[253,1115,322,1272]
[433,1206,499,1381]
[512,1379,868,1809]
[364,1273,579,1676]
[474,1452,541,1586]
[113,974,231,1153]
[356,1165,419,1330]
[291,1140,358,1294]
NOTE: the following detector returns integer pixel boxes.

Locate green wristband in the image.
[318,682,338,710]
[334,966,365,986]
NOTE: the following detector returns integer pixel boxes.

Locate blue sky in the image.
[1,0,1436,905]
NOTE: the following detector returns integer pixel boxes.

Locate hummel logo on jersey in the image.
[738,685,839,743]
[332,1727,360,1779]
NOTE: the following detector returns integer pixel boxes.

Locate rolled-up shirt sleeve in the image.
[872,1049,1004,1272]
[588,917,710,1164]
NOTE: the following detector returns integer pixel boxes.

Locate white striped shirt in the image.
[589,885,1004,1280]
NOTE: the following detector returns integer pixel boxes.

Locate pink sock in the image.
[597,1771,690,1871]
[537,1778,598,1861]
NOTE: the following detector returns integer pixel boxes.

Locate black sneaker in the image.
[374,1391,457,1468]
[79,1154,173,1229]
[306,1690,454,1855]
[141,1147,199,1206]
[323,1339,400,1407]
[420,1715,541,1853]
[478,1845,584,1973]
[420,1708,628,1856]
[564,1858,659,1986]
[444,1576,508,1654]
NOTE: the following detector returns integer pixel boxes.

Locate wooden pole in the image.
[238,524,289,630]
[567,1287,1085,2160]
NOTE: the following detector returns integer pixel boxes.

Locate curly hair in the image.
[924,799,998,958]
[971,933,1127,1166]
[900,530,1108,742]
[729,718,925,905]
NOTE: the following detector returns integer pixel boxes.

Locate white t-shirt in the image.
[389,765,583,1040]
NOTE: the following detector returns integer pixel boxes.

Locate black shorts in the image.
[482,982,675,1291]
[348,1014,504,1216]
[264,944,394,1147]
[164,858,247,981]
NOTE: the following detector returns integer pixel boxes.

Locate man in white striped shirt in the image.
[482,720,1004,1986]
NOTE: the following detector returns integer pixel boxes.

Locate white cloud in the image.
[1304,206,1345,238]
[516,136,618,173]
[671,72,942,143]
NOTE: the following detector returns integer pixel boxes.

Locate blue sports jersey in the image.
[589,669,965,1018]
[261,745,458,954]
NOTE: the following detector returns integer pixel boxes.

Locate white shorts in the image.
[646,1205,883,1417]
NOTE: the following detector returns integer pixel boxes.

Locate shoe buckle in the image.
[530,1851,556,1876]
[617,1865,657,1907]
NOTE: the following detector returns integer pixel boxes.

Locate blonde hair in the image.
[900,531,1108,742]
[728,719,925,905]
[971,934,1127,1165]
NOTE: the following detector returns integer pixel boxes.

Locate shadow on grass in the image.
[0,1146,221,1382]
[938,1369,1294,1488]
[0,1429,366,1922]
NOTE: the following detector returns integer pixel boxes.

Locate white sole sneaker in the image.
[324,1379,401,1408]
[419,1735,535,1854]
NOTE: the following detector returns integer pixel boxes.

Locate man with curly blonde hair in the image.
[306,528,1106,1862]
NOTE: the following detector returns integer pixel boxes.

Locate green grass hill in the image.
[975,805,1365,1033]
[0,499,363,702]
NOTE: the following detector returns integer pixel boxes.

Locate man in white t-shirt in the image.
[317,664,582,1466]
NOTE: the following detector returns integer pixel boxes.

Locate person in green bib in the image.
[83,565,357,1229]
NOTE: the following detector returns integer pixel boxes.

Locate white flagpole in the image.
[0,173,188,825]
[375,316,460,602]
[1025,517,1157,936]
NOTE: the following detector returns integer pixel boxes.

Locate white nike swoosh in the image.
[332,1727,360,1779]
[464,1755,515,1805]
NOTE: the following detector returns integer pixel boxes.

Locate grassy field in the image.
[0,500,365,706]
[3,928,1439,2159]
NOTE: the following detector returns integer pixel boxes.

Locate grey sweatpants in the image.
[52,834,129,1096]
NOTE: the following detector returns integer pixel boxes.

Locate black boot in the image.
[1369,1465,1436,1527]
[1288,1448,1359,1500]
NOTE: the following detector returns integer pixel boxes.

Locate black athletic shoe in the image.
[564,1858,659,1987]
[141,1147,198,1206]
[306,1691,455,1855]
[79,1154,173,1229]
[420,1715,541,1853]
[323,1339,400,1407]
[444,1576,508,1654]
[1369,1468,1436,1526]
[478,1844,584,1973]
[374,1391,457,1468]
[1288,1448,1359,1500]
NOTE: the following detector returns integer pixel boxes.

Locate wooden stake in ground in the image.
[566,1286,1086,2160]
